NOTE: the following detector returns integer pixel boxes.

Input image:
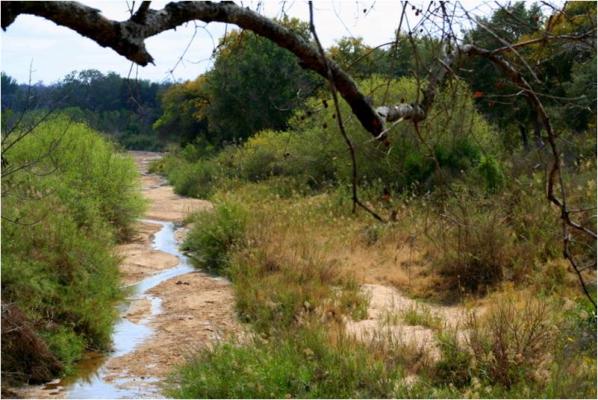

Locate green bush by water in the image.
[182,199,248,273]
[1,115,145,382]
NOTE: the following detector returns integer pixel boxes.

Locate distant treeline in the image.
[1,70,170,150]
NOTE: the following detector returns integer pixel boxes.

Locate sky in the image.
[0,0,495,85]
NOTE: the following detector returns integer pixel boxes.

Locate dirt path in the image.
[15,151,242,399]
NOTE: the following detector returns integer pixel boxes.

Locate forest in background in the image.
[1,1,596,398]
[1,70,169,150]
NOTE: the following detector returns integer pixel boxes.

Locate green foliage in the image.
[159,77,501,200]
[475,154,505,192]
[171,158,221,199]
[183,200,248,273]
[153,76,209,144]
[3,70,168,150]
[328,37,400,79]
[193,20,320,145]
[1,115,144,382]
[289,76,499,192]
[167,328,401,399]
[462,2,544,133]
[40,327,86,375]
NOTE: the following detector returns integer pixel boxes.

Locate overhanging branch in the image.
[1,1,385,139]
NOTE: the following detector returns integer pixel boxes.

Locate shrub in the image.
[183,200,248,273]
[234,130,291,181]
[158,76,502,199]
[171,159,220,199]
[475,154,505,192]
[289,76,500,193]
[465,294,555,389]
[1,115,142,383]
[430,193,515,295]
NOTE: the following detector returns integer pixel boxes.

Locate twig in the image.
[308,1,385,223]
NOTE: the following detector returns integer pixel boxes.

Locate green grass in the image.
[167,327,402,399]
[402,304,443,330]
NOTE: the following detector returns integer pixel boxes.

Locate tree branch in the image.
[1,1,385,139]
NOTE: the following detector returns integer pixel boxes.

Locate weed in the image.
[402,303,443,330]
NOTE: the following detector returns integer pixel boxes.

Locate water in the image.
[43,219,195,399]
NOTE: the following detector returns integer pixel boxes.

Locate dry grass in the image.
[180,176,596,398]
[465,292,556,388]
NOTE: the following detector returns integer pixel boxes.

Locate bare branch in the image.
[308,1,385,223]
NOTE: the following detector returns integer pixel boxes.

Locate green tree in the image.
[153,76,209,144]
[524,2,597,132]
[203,18,320,144]
[462,2,544,149]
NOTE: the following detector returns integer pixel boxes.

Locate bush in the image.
[465,295,555,389]
[433,330,472,388]
[475,154,506,192]
[430,192,515,295]
[1,115,143,384]
[183,200,248,273]
[167,328,401,399]
[157,76,503,200]
[289,76,501,193]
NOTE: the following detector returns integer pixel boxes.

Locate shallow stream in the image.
[41,219,193,398]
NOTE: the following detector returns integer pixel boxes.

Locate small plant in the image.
[402,303,442,330]
[433,330,472,388]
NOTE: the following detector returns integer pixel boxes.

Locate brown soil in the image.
[13,151,242,399]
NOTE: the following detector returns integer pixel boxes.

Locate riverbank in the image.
[13,152,242,398]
